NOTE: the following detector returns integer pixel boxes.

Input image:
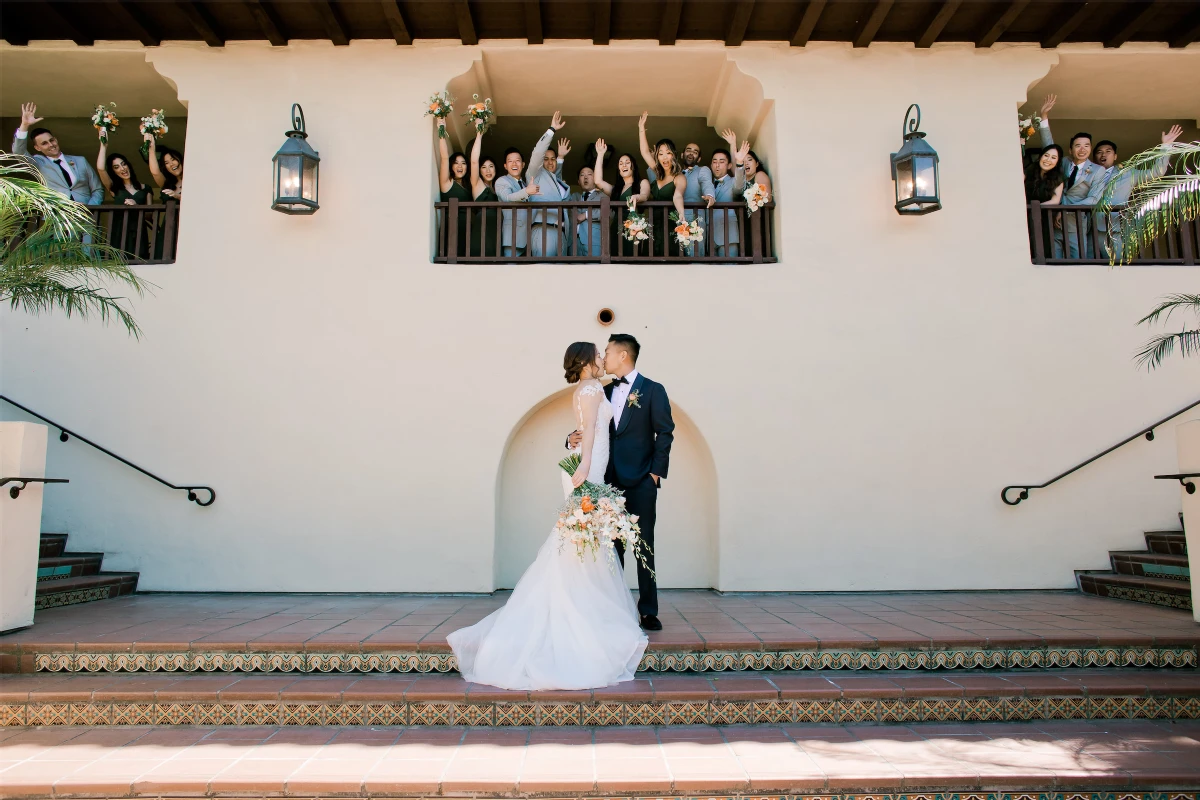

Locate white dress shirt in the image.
[610,369,639,428]
[14,128,76,183]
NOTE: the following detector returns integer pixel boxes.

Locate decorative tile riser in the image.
[1084,584,1192,610]
[3,694,1198,727]
[34,585,131,610]
[26,646,1197,674]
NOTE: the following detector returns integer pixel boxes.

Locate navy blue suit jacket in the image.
[604,373,674,488]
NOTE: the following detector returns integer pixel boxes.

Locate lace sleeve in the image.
[578,385,603,398]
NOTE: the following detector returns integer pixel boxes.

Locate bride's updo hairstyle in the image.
[563,342,598,384]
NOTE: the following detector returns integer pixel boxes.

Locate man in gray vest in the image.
[710,143,747,259]
[12,102,103,204]
[525,112,572,258]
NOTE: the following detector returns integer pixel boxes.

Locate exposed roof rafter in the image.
[790,0,825,46]
[1169,7,1200,48]
[45,2,92,46]
[525,0,543,44]
[244,0,287,46]
[1104,0,1166,48]
[177,1,224,47]
[726,0,755,47]
[593,0,611,45]
[659,0,682,45]
[853,0,893,48]
[380,0,412,45]
[111,1,160,46]
[453,0,477,46]
[1041,1,1090,48]
[313,0,349,45]
[976,0,1030,48]
[916,0,959,48]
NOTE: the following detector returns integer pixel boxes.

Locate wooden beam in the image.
[1,11,29,46]
[177,1,224,47]
[110,1,160,46]
[976,0,1029,47]
[453,0,477,45]
[726,0,755,47]
[916,0,959,48]
[1169,7,1200,48]
[853,0,893,48]
[313,0,349,45]
[593,0,610,44]
[380,0,412,44]
[789,0,825,46]
[1104,0,1165,48]
[244,0,286,46]
[525,0,542,44]
[45,2,93,46]
[1040,1,1089,48]
[659,0,682,45]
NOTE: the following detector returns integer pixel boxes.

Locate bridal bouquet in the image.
[139,109,168,160]
[556,455,653,575]
[91,103,119,143]
[425,91,455,138]
[669,211,704,248]
[1018,114,1042,146]
[744,182,770,213]
[463,94,494,134]
[622,198,650,243]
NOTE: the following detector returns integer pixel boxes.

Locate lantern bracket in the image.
[288,103,308,139]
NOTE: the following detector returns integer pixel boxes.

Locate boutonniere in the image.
[627,390,642,409]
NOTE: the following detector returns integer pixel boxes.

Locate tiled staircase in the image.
[35,532,138,611]
[1077,523,1191,610]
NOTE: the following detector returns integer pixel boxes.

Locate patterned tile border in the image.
[1102,585,1192,610]
[3,694,1198,727]
[29,646,1197,674]
[34,586,117,611]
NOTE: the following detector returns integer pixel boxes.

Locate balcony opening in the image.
[433,48,776,265]
[0,47,187,265]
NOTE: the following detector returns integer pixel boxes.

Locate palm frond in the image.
[0,151,152,338]
[1135,329,1200,371]
[1137,293,1200,326]
[1099,141,1200,265]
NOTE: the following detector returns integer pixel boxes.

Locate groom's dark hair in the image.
[608,333,640,364]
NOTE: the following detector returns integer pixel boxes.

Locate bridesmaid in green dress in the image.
[592,140,650,259]
[636,114,688,258]
[468,128,499,257]
[96,140,153,260]
[437,120,471,258]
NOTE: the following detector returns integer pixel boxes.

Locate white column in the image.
[0,422,50,633]
[1175,419,1200,622]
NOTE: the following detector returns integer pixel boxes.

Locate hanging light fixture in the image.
[890,104,941,215]
[271,103,320,214]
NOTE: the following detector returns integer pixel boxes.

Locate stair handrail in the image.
[0,395,215,506]
[1002,396,1200,506]
[0,477,68,499]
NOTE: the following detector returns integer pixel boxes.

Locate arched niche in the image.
[495,388,718,591]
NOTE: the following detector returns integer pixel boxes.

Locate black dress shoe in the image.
[640,615,662,631]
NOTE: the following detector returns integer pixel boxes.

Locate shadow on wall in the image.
[496,386,718,591]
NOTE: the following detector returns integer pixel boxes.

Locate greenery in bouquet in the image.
[425,91,455,138]
[463,94,495,134]
[622,198,651,243]
[91,103,119,143]
[138,109,167,161]
[669,211,703,247]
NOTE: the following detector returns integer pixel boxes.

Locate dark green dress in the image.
[441,181,470,258]
[649,177,680,258]
[111,185,154,260]
[612,183,641,259]
[471,185,499,257]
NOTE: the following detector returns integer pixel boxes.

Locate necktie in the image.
[1067,164,1079,190]
[54,158,73,187]
[518,178,526,189]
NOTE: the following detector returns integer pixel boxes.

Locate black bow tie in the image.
[611,377,628,387]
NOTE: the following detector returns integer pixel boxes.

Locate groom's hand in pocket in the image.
[565,429,583,450]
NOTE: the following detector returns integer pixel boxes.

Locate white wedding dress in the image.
[447,383,648,690]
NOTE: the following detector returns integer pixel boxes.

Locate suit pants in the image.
[614,473,658,618]
[529,224,561,258]
[1054,213,1093,259]
[575,222,603,257]
[503,245,525,258]
[715,243,739,258]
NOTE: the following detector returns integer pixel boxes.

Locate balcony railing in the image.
[87,202,179,265]
[434,199,776,264]
[1028,201,1199,266]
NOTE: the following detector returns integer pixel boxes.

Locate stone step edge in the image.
[4,692,1199,727]
[7,645,1195,674]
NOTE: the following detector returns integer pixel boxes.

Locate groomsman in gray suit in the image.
[1089,125,1182,260]
[495,147,539,257]
[569,164,606,257]
[1036,95,1107,259]
[12,102,103,204]
[525,112,572,258]
[709,145,746,259]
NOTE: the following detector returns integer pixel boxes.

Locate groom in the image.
[568,334,674,631]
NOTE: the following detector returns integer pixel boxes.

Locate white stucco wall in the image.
[2,40,1198,592]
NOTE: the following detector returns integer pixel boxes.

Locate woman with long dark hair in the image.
[468,128,499,257]
[637,114,687,258]
[144,134,183,200]
[437,118,471,258]
[593,140,650,259]
[1024,144,1065,203]
[744,149,771,195]
[96,139,152,258]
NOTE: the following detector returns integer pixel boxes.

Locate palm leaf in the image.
[0,152,152,338]
[1098,141,1200,265]
[1137,293,1200,326]
[1135,329,1200,371]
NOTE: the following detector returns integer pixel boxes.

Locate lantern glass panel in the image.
[913,156,937,199]
[894,159,914,202]
[276,154,302,200]
[302,159,318,202]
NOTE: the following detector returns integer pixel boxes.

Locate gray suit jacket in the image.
[1037,122,1107,206]
[710,166,746,245]
[1095,154,1171,236]
[526,128,572,226]
[13,132,104,204]
[495,174,531,248]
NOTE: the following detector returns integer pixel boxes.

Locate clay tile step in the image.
[38,533,69,558]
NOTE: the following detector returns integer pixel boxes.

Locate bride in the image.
[447,342,648,690]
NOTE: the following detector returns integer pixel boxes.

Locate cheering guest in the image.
[637,114,687,258]
[710,133,750,259]
[1090,125,1182,260]
[639,113,713,255]
[436,119,471,257]
[469,129,500,257]
[495,147,538,257]
[1024,144,1065,204]
[13,102,103,204]
[569,163,606,257]
[744,149,771,195]
[96,138,153,258]
[144,133,184,201]
[525,113,572,258]
[593,139,650,259]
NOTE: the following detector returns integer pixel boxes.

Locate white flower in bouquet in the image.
[1018,114,1042,146]
[669,211,704,247]
[425,91,455,139]
[622,198,650,243]
[554,455,653,575]
[92,103,119,143]
[463,94,495,134]
[138,109,168,160]
[744,182,770,214]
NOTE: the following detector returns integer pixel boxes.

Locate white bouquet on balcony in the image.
[138,109,168,161]
[1018,114,1043,146]
[669,211,703,248]
[463,94,494,134]
[91,103,119,143]
[425,91,455,139]
[744,182,770,214]
[622,198,650,243]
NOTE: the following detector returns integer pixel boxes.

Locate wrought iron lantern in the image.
[890,104,940,215]
[271,103,320,214]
